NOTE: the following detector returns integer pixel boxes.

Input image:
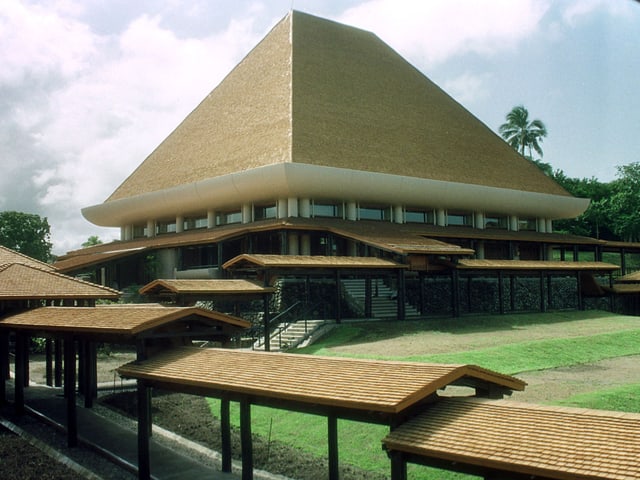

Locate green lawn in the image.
[207,311,640,479]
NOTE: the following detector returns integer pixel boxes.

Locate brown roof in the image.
[0,305,250,336]
[223,254,407,270]
[0,263,120,300]
[617,271,640,283]
[383,397,640,480]
[140,279,275,296]
[456,259,620,271]
[105,11,569,204]
[0,245,55,270]
[118,346,524,414]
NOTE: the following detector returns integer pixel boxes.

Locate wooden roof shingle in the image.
[139,279,275,296]
[456,259,620,272]
[0,263,120,300]
[0,245,55,270]
[117,346,525,415]
[383,397,640,480]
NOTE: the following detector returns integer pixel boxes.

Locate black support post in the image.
[54,338,62,387]
[221,398,232,473]
[328,414,339,480]
[0,331,8,405]
[63,337,77,447]
[240,399,253,480]
[14,333,26,415]
[263,293,271,352]
[137,380,151,480]
[389,451,407,480]
[45,338,53,386]
[397,270,406,321]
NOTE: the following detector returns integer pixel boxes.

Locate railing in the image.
[252,301,323,350]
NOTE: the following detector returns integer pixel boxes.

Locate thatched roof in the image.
[105,11,569,204]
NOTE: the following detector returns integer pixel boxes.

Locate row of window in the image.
[131,201,539,238]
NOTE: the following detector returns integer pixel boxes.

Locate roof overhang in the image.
[83,163,590,227]
[456,259,620,272]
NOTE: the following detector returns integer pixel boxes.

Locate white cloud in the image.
[562,0,635,26]
[338,0,550,66]
[442,72,492,105]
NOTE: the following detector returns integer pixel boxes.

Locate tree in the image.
[499,105,548,159]
[0,211,53,262]
[82,235,103,248]
[608,163,640,242]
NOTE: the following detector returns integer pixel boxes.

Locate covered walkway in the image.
[117,346,526,480]
[383,397,640,480]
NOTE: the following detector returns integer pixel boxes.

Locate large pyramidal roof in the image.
[106,11,569,204]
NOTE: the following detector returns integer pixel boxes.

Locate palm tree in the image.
[499,105,548,159]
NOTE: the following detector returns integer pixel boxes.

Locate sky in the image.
[1,0,638,255]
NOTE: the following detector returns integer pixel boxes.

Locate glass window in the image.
[184,216,208,230]
[133,225,147,238]
[312,201,343,218]
[484,214,507,229]
[156,220,176,235]
[216,210,242,226]
[254,204,277,221]
[447,212,472,227]
[405,208,434,224]
[518,218,537,231]
[359,205,390,221]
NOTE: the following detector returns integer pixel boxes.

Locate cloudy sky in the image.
[1,0,638,255]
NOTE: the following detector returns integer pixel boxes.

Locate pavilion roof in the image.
[0,262,120,300]
[456,259,620,271]
[0,305,250,337]
[223,254,406,271]
[118,346,525,417]
[0,245,54,270]
[139,279,275,296]
[383,397,640,480]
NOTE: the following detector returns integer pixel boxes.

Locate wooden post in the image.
[45,338,53,386]
[389,451,407,480]
[365,277,372,318]
[137,380,151,480]
[328,414,339,480]
[84,342,97,408]
[221,398,232,473]
[14,333,26,415]
[63,337,77,447]
[54,338,62,387]
[0,331,7,405]
[240,399,253,480]
[396,270,406,321]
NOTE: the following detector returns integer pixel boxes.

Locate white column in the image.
[437,209,446,226]
[301,234,311,255]
[146,219,155,238]
[288,197,299,218]
[242,204,252,224]
[288,233,299,255]
[120,226,129,241]
[546,219,553,233]
[176,215,184,233]
[475,212,485,229]
[346,201,357,221]
[393,205,404,224]
[299,198,311,218]
[475,241,485,259]
[277,198,288,219]
[207,210,216,228]
[538,218,547,233]
[510,215,518,231]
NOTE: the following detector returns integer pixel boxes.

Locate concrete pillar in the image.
[437,209,446,226]
[242,204,252,224]
[346,201,357,221]
[299,198,311,218]
[475,241,485,259]
[288,197,299,218]
[207,210,216,228]
[546,219,553,233]
[510,216,518,231]
[393,205,404,224]
[475,212,485,229]
[301,234,311,255]
[176,215,184,233]
[146,219,155,238]
[538,218,546,233]
[288,233,299,255]
[277,198,288,219]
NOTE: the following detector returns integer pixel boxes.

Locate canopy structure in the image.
[383,397,640,480]
[0,306,250,447]
[117,346,525,480]
[223,253,408,270]
[0,246,55,271]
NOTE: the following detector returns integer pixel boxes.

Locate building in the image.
[55,11,636,320]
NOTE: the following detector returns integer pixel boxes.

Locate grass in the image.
[207,311,640,479]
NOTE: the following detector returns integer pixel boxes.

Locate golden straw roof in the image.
[140,279,275,296]
[105,11,569,204]
[456,259,619,271]
[0,305,250,335]
[0,263,120,300]
[383,397,640,480]
[223,254,407,270]
[118,346,524,414]
[0,245,54,270]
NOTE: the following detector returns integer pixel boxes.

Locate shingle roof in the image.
[0,305,250,336]
[223,254,407,270]
[383,397,640,480]
[0,263,120,300]
[139,279,275,296]
[0,245,54,270]
[118,346,524,414]
[456,259,620,271]
[104,11,569,204]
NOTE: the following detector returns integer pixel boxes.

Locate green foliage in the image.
[499,105,547,158]
[608,162,640,241]
[554,383,640,413]
[82,235,103,248]
[0,211,53,262]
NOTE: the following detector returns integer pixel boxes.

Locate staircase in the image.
[341,278,421,319]
[254,319,326,352]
